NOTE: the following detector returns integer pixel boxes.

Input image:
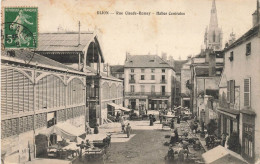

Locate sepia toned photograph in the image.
[1,0,260,163]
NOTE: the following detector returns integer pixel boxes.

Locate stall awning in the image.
[107,103,120,109]
[38,122,85,142]
[119,106,131,112]
[202,146,248,164]
[217,107,240,119]
[108,103,130,112]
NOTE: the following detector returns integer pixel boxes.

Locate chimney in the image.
[209,51,216,76]
[252,0,260,27]
[162,52,167,61]
[78,21,81,45]
[125,52,130,61]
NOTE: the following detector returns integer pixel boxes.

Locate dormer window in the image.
[229,51,234,61]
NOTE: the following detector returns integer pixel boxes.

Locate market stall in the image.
[202,146,248,164]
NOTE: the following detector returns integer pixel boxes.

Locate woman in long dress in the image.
[225,133,229,148]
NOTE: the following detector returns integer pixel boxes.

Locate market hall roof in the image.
[1,50,85,75]
[125,55,173,68]
[37,32,104,62]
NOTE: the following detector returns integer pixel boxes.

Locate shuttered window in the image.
[244,78,251,107]
[230,80,235,104]
[227,81,230,102]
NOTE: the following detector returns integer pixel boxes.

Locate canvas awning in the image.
[107,103,130,112]
[38,122,85,142]
[107,103,120,109]
[202,146,248,164]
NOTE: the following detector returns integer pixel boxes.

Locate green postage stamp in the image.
[4,7,38,49]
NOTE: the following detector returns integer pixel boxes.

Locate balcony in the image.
[125,92,171,97]
[139,80,156,84]
[129,79,135,83]
[160,79,167,84]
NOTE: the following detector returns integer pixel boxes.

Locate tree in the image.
[206,119,217,135]
[227,132,241,154]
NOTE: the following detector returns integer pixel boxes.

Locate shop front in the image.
[240,109,256,163]
[217,107,239,137]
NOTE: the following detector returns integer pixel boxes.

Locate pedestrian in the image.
[221,133,226,147]
[170,118,174,130]
[94,123,99,134]
[201,121,205,132]
[116,111,120,122]
[77,141,85,158]
[152,115,156,122]
[166,145,175,163]
[120,116,125,133]
[174,129,179,142]
[159,111,163,124]
[145,108,148,115]
[177,116,180,124]
[178,148,185,163]
[85,121,92,134]
[225,133,229,148]
[150,116,154,126]
[126,123,132,138]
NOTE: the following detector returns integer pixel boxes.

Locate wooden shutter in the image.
[24,78,29,112]
[7,69,13,114]
[230,80,235,104]
[1,69,7,115]
[244,78,251,107]
[227,81,230,102]
[13,71,19,114]
[18,74,24,112]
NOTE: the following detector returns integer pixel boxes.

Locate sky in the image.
[2,0,257,65]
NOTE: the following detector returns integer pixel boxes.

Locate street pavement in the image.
[74,111,205,164]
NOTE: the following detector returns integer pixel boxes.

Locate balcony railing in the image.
[125,92,171,96]
[129,79,135,83]
[160,79,167,84]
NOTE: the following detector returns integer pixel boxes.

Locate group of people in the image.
[165,141,189,164]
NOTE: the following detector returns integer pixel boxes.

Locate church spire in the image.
[209,0,218,29]
[204,0,223,51]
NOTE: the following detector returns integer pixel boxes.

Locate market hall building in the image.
[36,32,124,126]
[1,50,86,163]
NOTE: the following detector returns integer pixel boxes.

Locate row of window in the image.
[1,106,85,139]
[1,68,86,116]
[229,42,251,61]
[130,74,166,81]
[130,85,166,93]
[102,83,123,100]
[131,68,166,73]
[226,78,251,107]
